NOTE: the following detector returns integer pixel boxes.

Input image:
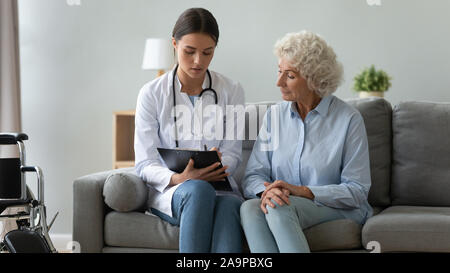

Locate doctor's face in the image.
[172,33,216,80]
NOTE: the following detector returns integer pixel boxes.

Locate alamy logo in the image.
[170,104,280,152]
[366,0,381,6]
[66,0,81,6]
[66,241,81,253]
[366,241,381,253]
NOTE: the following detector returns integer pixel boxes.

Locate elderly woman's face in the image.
[276,58,312,102]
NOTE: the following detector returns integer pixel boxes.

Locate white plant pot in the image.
[358,91,384,98]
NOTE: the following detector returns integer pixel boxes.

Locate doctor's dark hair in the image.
[172,8,219,45]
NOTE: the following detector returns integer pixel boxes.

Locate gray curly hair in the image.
[274,31,344,97]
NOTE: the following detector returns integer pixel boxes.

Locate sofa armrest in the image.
[72,167,134,253]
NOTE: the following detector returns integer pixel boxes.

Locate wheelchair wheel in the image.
[3,229,51,253]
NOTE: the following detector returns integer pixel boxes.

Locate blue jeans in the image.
[151,179,243,253]
[240,196,356,253]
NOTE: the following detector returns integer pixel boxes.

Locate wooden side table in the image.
[112,110,135,169]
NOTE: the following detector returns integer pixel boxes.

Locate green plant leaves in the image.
[353,65,392,92]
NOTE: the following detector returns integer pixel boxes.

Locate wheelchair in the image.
[0,133,57,253]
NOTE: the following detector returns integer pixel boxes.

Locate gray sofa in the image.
[73,97,450,253]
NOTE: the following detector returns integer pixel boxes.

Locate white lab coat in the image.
[134,69,245,217]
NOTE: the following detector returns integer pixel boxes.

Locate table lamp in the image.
[142,38,174,77]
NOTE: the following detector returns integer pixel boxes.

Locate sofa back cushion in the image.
[391,101,450,206]
[345,97,392,207]
[233,102,275,192]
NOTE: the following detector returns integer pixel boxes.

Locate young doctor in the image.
[134,8,245,253]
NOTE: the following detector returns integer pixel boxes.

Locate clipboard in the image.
[157,148,233,191]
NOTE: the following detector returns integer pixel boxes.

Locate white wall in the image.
[17,0,450,235]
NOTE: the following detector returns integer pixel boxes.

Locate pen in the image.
[204,144,208,151]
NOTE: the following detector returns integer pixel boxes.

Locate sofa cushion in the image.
[304,219,362,251]
[102,247,177,253]
[103,172,147,212]
[104,211,179,250]
[345,97,392,207]
[391,101,450,206]
[104,211,361,252]
[362,206,450,252]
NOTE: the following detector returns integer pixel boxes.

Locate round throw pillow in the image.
[103,172,147,212]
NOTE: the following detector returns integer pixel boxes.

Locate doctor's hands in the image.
[170,158,229,186]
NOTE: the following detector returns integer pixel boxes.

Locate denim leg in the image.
[152,179,217,253]
[265,196,345,253]
[240,199,279,253]
[210,195,243,253]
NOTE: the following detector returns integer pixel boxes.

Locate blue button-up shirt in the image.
[242,95,373,224]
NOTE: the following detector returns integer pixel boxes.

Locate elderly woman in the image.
[240,31,373,253]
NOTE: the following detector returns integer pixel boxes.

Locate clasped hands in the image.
[260,180,315,214]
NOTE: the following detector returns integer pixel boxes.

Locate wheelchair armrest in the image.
[72,167,135,253]
[0,133,28,145]
[21,166,44,204]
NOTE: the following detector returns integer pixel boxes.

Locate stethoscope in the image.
[172,64,218,147]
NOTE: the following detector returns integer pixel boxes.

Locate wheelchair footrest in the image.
[4,230,51,253]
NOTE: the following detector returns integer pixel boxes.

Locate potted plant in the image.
[353,65,392,98]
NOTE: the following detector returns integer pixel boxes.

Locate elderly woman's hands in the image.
[260,182,290,214]
[260,180,315,214]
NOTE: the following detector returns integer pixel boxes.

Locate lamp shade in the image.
[142,38,174,70]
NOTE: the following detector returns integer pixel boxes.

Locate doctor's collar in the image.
[171,68,212,94]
